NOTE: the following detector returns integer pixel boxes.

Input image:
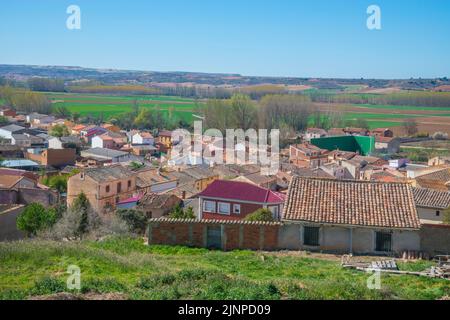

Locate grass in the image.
[47,92,203,123]
[354,104,450,112]
[0,238,448,300]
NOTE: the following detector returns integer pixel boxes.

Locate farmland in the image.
[314,102,450,133]
[47,92,203,123]
[32,92,450,134]
[0,238,448,300]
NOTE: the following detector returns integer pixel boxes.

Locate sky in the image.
[0,0,449,79]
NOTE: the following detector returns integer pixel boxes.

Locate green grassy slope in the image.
[0,238,448,300]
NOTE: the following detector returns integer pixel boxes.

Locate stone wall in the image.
[420,224,450,256]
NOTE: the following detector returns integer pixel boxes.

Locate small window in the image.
[106,185,110,193]
[436,211,440,217]
[218,202,230,215]
[128,180,131,188]
[203,200,216,213]
[233,204,241,214]
[117,182,122,193]
[375,232,392,252]
[303,226,320,246]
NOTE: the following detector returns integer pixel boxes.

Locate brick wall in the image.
[148,219,281,251]
[420,224,450,256]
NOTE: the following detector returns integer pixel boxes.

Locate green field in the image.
[48,93,203,123]
[354,104,450,112]
[0,238,448,300]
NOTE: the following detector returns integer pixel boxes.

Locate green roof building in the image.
[310,135,375,156]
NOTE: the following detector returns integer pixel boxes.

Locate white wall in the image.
[91,136,104,148]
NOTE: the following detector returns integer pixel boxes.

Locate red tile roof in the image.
[198,180,285,204]
[283,177,420,229]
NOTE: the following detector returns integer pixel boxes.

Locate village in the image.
[0,105,449,261]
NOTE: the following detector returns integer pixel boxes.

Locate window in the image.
[117,182,122,193]
[375,232,392,252]
[105,185,110,193]
[436,211,440,217]
[128,180,131,188]
[303,226,320,246]
[218,202,230,215]
[203,200,216,213]
[233,204,241,214]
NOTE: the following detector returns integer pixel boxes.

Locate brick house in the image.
[197,180,285,221]
[67,165,138,213]
[289,143,329,168]
[26,148,76,167]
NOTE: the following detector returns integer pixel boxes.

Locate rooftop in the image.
[413,187,450,209]
[0,124,25,132]
[283,177,420,229]
[82,148,130,159]
[199,180,285,204]
[83,165,135,183]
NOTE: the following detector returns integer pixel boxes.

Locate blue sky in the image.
[0,0,449,78]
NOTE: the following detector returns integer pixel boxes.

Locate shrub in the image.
[244,209,275,222]
[169,204,195,219]
[116,209,147,234]
[31,277,66,295]
[17,203,57,236]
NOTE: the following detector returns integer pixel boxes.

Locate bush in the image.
[17,203,57,236]
[169,204,195,219]
[116,209,147,234]
[244,209,275,222]
[31,277,66,295]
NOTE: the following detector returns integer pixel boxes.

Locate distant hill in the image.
[1,64,449,90]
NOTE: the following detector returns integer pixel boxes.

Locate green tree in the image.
[16,203,57,236]
[244,208,275,222]
[49,124,70,137]
[169,204,195,219]
[231,93,256,130]
[53,106,72,119]
[116,209,148,234]
[71,192,91,237]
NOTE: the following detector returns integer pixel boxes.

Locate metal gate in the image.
[206,226,222,249]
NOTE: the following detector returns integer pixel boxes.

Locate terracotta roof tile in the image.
[412,187,450,209]
[283,177,420,229]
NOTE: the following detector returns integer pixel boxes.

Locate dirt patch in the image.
[28,292,128,300]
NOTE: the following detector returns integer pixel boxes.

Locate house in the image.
[304,128,327,142]
[412,187,450,224]
[0,124,26,140]
[132,132,154,145]
[136,193,182,218]
[31,115,56,129]
[289,143,329,168]
[343,127,369,136]
[0,159,40,171]
[0,108,16,117]
[26,113,48,124]
[232,172,278,190]
[428,156,450,167]
[340,156,385,180]
[80,125,108,143]
[71,124,87,135]
[91,132,126,150]
[0,145,23,159]
[130,144,158,156]
[102,123,121,133]
[319,162,353,180]
[282,177,421,254]
[168,166,219,193]
[157,130,173,147]
[26,148,76,168]
[11,133,45,147]
[197,180,285,221]
[374,136,400,153]
[414,167,450,191]
[48,136,82,149]
[80,148,136,163]
[67,165,138,213]
[0,173,57,207]
[135,168,178,194]
[371,128,394,138]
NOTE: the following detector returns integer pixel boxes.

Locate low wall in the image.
[420,224,450,256]
[148,219,281,251]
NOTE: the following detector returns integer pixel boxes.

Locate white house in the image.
[132,132,154,145]
[0,124,26,140]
